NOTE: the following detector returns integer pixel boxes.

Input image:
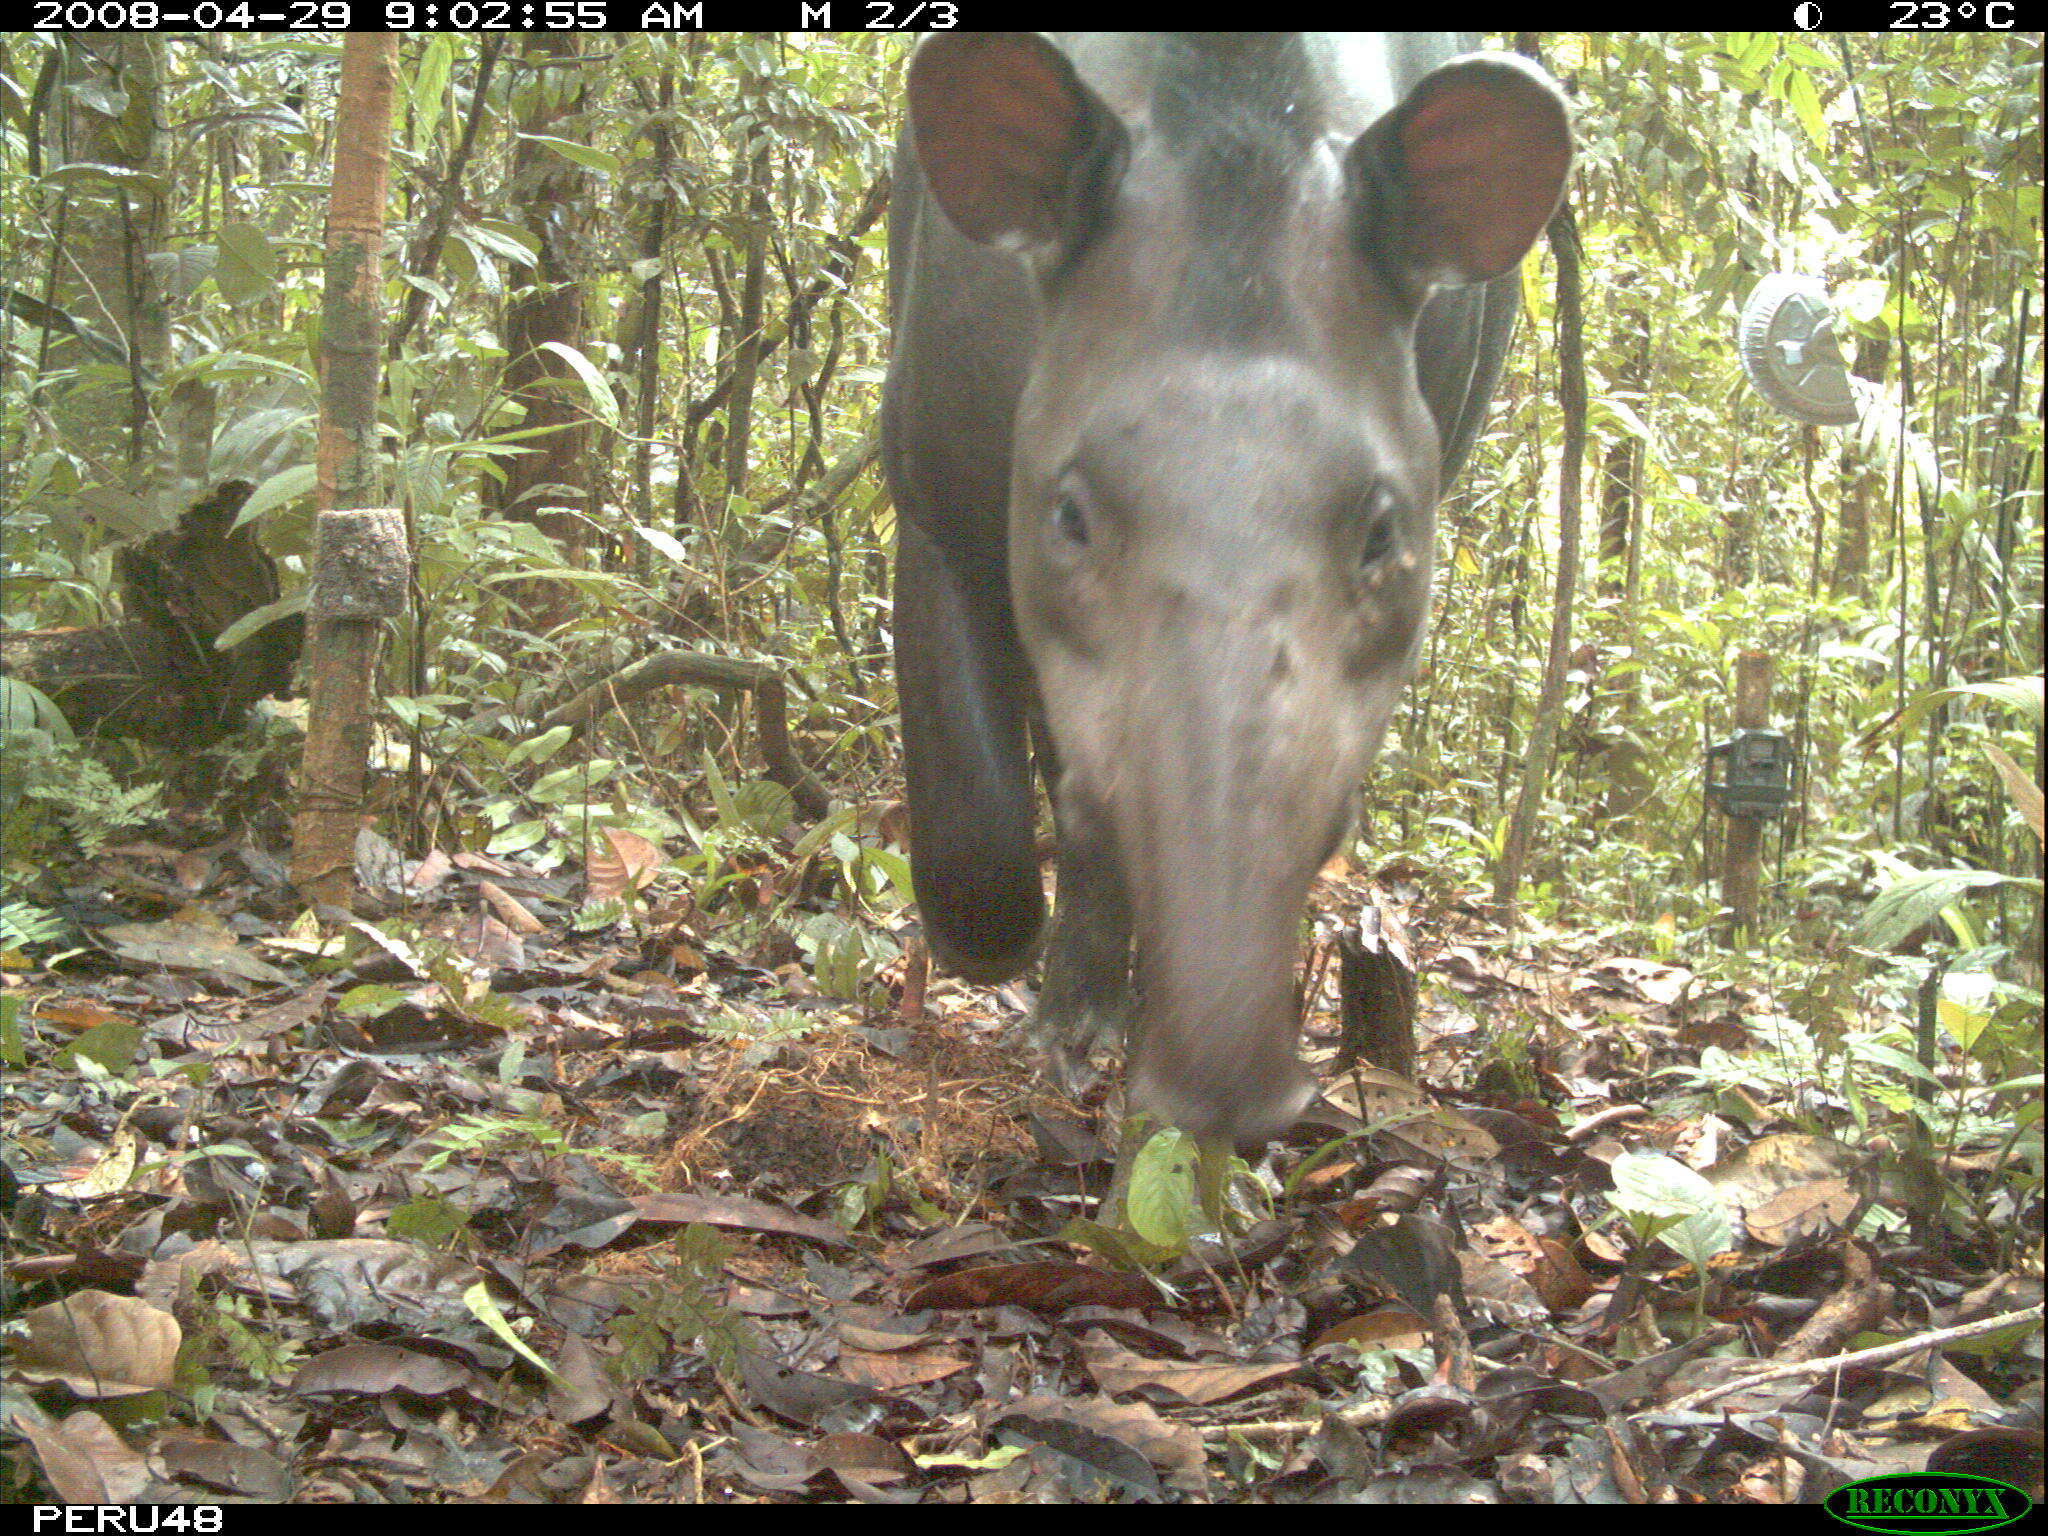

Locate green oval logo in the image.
[1824,1473,2033,1534]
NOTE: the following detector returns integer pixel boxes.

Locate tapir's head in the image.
[907,34,1570,1143]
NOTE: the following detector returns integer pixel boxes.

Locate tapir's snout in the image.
[1048,573,1396,1145]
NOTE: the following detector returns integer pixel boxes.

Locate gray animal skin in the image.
[881,33,1571,1144]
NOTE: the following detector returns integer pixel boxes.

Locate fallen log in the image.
[538,650,831,819]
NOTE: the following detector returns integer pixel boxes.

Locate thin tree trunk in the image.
[1494,200,1586,915]
[497,35,593,615]
[291,35,400,910]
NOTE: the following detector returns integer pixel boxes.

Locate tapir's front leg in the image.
[894,517,1045,984]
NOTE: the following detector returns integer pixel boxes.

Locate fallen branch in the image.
[539,650,830,818]
[1662,1303,2044,1413]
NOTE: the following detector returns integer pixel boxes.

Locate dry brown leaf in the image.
[12,1410,154,1503]
[1745,1176,1863,1247]
[588,826,663,900]
[41,1129,141,1202]
[1311,1307,1429,1353]
[153,1430,295,1499]
[291,1341,478,1397]
[8,1291,181,1397]
[836,1344,972,1391]
[479,879,548,934]
[31,998,130,1034]
[905,1261,1159,1314]
[1078,1335,1299,1405]
[628,1192,852,1248]
[1322,1068,1499,1162]
[1984,744,2044,843]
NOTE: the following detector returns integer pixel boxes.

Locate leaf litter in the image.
[2,818,2040,1504]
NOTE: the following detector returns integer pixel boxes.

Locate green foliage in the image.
[1066,1126,1249,1268]
[1124,1128,1209,1251]
[420,1111,570,1171]
[464,1280,565,1385]
[608,1225,751,1384]
[834,1147,899,1230]
[0,993,22,1068]
[419,1110,657,1189]
[795,911,899,1004]
[51,1020,143,1076]
[1857,868,2035,953]
[0,902,70,951]
[0,735,163,869]
[1607,1150,1731,1250]
[698,1006,820,1042]
[198,1293,304,1387]
[1605,1150,1735,1326]
[386,1197,473,1248]
[1664,1000,2039,1193]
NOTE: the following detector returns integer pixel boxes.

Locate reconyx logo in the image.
[1824,1474,2033,1534]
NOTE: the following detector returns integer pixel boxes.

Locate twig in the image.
[1566,1104,1651,1141]
[1662,1304,2043,1413]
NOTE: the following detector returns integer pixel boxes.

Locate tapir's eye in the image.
[1356,483,1401,571]
[1052,492,1090,548]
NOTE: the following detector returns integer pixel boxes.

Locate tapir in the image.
[880,34,1571,1145]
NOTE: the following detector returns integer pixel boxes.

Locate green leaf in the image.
[1,676,75,741]
[700,750,737,823]
[787,804,859,862]
[536,341,619,428]
[213,591,307,652]
[531,760,615,801]
[55,1021,143,1074]
[1126,1128,1205,1250]
[461,220,540,264]
[43,161,167,195]
[1608,1150,1721,1224]
[1781,40,1837,72]
[732,778,793,834]
[487,819,550,856]
[411,37,452,147]
[1936,973,1994,1052]
[232,464,319,529]
[1892,675,2043,735]
[1590,393,1659,452]
[634,522,694,567]
[0,993,23,1068]
[521,133,621,176]
[1854,869,2019,952]
[460,1286,544,1384]
[216,222,278,307]
[859,847,914,907]
[1785,68,1827,151]
[1662,1205,1734,1269]
[387,1196,470,1246]
[337,983,412,1017]
[504,724,574,771]
[1058,1216,1178,1270]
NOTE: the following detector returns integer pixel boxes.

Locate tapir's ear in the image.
[1349,52,1572,291]
[907,33,1126,255]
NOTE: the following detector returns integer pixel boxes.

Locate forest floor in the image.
[3,759,2040,1505]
